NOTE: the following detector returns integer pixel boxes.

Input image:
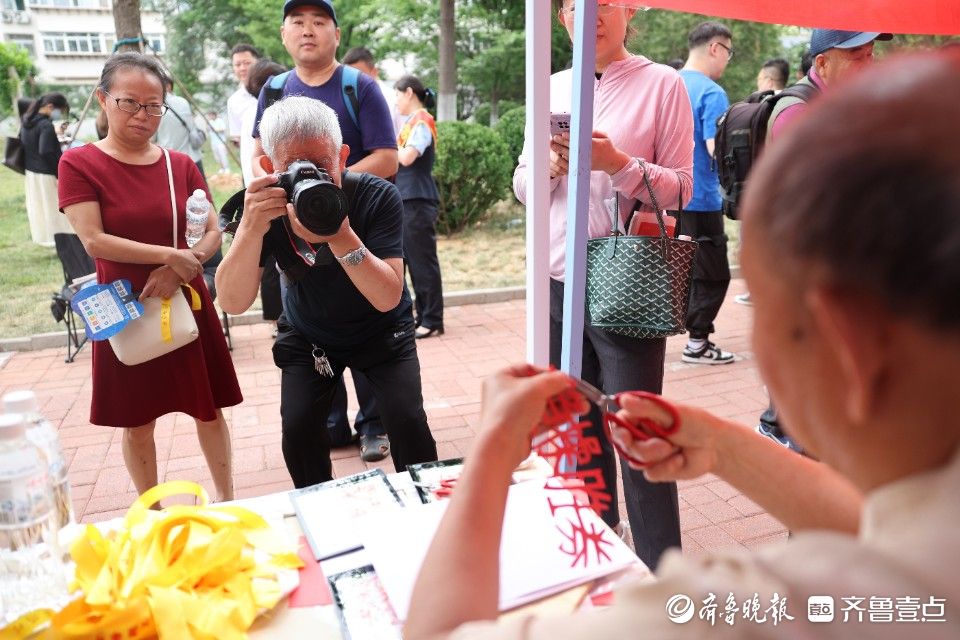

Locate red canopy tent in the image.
[621,0,960,35]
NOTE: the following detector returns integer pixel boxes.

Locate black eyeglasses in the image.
[103,90,167,117]
[714,42,735,60]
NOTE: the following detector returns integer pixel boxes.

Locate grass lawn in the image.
[0,145,525,340]
[0,164,65,340]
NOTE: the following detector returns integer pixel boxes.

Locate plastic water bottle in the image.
[3,391,74,532]
[0,413,69,625]
[185,189,210,248]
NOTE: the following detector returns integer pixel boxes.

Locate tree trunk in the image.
[112,0,143,53]
[8,67,21,114]
[437,0,457,122]
[489,88,499,126]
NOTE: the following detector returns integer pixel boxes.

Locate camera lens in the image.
[291,179,348,236]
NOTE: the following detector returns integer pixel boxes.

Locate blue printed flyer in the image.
[70,279,144,341]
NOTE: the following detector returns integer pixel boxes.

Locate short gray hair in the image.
[259,96,342,161]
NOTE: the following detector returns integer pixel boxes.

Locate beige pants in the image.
[25,170,73,246]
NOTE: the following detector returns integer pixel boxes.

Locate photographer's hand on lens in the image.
[240,173,289,235]
[287,209,351,246]
[165,248,203,283]
[139,265,183,301]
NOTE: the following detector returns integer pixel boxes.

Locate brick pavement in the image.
[0,280,786,555]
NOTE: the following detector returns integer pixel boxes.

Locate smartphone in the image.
[550,112,571,136]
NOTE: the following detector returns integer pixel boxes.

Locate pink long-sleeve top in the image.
[513,55,694,281]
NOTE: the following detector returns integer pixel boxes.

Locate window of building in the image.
[41,32,104,54]
[29,0,109,8]
[2,0,27,12]
[100,34,164,54]
[144,33,164,53]
[6,33,35,56]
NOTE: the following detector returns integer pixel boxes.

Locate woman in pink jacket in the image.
[513,0,694,570]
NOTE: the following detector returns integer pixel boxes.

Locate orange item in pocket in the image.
[630,212,676,237]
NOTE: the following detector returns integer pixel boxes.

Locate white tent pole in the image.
[560,1,597,380]
[525,0,552,366]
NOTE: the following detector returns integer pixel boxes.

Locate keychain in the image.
[311,345,334,377]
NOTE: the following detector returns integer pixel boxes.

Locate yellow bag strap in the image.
[159,284,201,343]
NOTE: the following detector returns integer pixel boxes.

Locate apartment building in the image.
[1,0,166,85]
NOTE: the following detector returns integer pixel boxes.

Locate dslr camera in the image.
[276,160,349,236]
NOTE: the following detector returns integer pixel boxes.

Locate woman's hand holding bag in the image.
[140,265,184,301]
[108,148,202,366]
[165,248,203,282]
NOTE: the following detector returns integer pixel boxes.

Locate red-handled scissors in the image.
[569,377,681,467]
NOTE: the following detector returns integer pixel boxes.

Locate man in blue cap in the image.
[758,28,891,452]
[768,29,892,138]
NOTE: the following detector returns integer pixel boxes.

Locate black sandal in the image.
[415,326,444,339]
[360,434,390,462]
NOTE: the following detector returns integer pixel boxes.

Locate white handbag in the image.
[109,148,200,366]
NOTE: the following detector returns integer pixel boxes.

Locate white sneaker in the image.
[734,293,753,306]
[682,341,735,365]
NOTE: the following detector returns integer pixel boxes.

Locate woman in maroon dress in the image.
[59,53,241,502]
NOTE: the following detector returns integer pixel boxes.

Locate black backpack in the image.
[714,82,819,219]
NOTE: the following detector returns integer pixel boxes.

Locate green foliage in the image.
[0,42,36,117]
[434,121,511,235]
[471,104,491,127]
[0,164,63,338]
[629,10,783,101]
[472,99,520,127]
[878,35,958,55]
[493,106,525,172]
[458,26,524,120]
[164,0,385,105]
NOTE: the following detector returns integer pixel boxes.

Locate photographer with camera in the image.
[249,0,399,463]
[216,96,437,488]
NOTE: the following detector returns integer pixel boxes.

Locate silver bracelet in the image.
[336,245,368,267]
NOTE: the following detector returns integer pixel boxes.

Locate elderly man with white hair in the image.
[216,96,437,488]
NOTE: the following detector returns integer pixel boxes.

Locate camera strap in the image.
[217,172,360,280]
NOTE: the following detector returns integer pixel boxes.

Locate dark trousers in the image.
[402,198,444,330]
[549,279,681,570]
[260,256,283,322]
[272,315,437,488]
[327,372,384,441]
[277,274,383,442]
[675,210,730,340]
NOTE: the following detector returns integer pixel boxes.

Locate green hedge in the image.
[434,121,511,235]
[493,106,525,175]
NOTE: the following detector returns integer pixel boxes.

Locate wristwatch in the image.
[336,245,368,267]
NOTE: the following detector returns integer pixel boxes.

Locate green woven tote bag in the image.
[586,162,697,339]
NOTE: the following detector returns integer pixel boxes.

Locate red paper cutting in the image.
[533,385,615,567]
[288,535,333,608]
